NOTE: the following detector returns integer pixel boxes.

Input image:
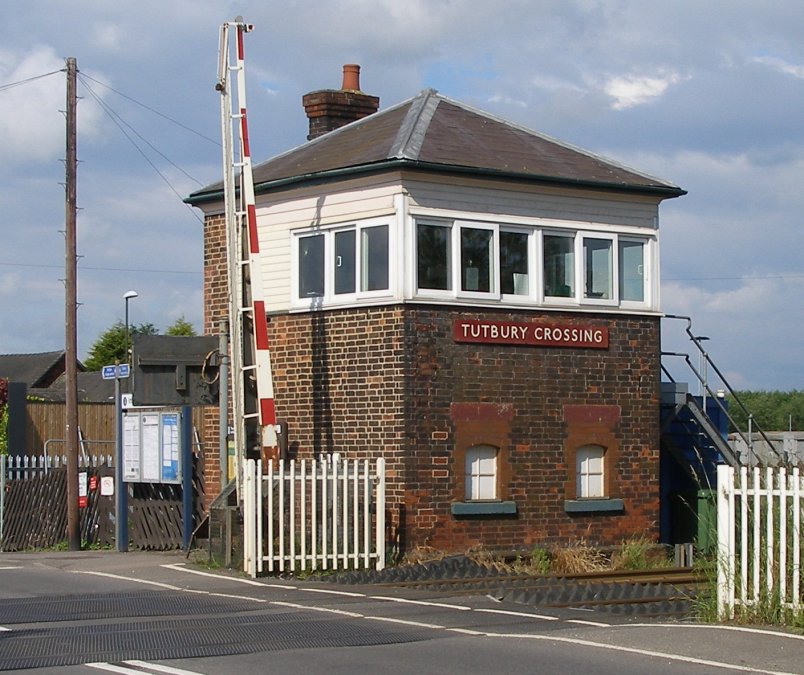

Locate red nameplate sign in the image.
[453,319,608,349]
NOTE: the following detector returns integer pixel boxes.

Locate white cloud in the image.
[752,55,804,79]
[604,72,683,110]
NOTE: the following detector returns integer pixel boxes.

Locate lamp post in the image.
[123,290,138,366]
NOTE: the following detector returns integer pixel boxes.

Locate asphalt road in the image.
[0,551,801,674]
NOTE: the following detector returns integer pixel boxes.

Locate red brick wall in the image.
[202,215,661,554]
[260,305,660,554]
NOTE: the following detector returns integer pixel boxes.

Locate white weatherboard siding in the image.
[251,172,666,314]
[404,176,661,231]
[255,178,402,313]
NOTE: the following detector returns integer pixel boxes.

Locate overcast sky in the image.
[1,1,802,391]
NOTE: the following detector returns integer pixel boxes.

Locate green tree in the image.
[83,321,158,371]
[727,390,804,432]
[165,316,196,337]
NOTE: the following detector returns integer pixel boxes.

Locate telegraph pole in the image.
[64,57,80,551]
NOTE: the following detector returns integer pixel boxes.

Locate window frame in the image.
[576,444,606,499]
[581,232,617,307]
[464,444,498,501]
[455,220,500,301]
[292,217,394,307]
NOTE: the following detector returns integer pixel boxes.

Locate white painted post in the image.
[740,465,748,607]
[301,459,307,572]
[290,459,296,573]
[716,464,733,619]
[376,457,386,571]
[267,459,274,572]
[257,458,263,575]
[352,459,359,569]
[363,459,370,569]
[312,458,319,570]
[342,459,349,569]
[752,467,761,602]
[779,467,787,605]
[793,467,801,611]
[766,466,774,596]
[278,459,285,573]
[321,457,328,570]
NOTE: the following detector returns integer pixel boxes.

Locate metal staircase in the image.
[659,315,785,547]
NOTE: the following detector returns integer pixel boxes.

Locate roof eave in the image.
[185,158,686,207]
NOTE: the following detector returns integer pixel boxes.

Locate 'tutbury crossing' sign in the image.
[453,319,608,349]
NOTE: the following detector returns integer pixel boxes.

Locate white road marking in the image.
[475,608,559,621]
[75,571,182,591]
[482,632,798,675]
[87,661,206,675]
[0,566,23,570]
[0,627,10,632]
[271,600,363,618]
[365,615,447,630]
[160,563,295,588]
[87,564,804,674]
[368,595,472,610]
[627,622,804,642]
[126,661,208,675]
[299,587,367,597]
[566,619,611,627]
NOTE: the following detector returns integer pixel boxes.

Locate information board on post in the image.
[122,407,184,484]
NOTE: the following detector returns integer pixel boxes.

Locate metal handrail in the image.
[663,315,785,464]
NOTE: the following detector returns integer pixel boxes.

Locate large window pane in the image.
[299,234,324,298]
[417,223,451,290]
[361,225,389,291]
[619,239,645,302]
[544,234,574,297]
[584,237,612,299]
[500,231,529,295]
[334,230,356,295]
[460,227,492,292]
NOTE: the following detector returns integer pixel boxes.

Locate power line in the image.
[0,69,62,92]
[78,72,219,147]
[77,75,205,224]
[0,261,197,275]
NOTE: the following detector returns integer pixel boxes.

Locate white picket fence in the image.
[1,453,114,481]
[717,464,803,619]
[242,456,386,578]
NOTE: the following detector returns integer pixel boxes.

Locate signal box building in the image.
[188,67,685,553]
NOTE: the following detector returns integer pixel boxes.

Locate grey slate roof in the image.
[188,89,685,204]
[0,351,69,389]
[32,371,115,403]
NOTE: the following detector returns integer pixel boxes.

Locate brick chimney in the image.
[302,64,380,141]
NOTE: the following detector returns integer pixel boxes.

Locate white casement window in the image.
[499,228,532,297]
[618,237,646,304]
[458,222,498,299]
[411,217,653,310]
[576,444,605,498]
[583,235,615,304]
[294,220,391,305]
[465,444,498,501]
[543,231,576,301]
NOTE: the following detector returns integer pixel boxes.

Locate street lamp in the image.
[124,290,138,366]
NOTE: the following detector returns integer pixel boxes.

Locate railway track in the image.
[346,564,705,619]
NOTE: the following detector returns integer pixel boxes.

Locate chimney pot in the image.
[342,64,361,91]
[302,65,379,140]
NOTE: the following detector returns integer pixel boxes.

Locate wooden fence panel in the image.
[1,454,205,551]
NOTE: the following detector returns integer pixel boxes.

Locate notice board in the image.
[122,407,183,484]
